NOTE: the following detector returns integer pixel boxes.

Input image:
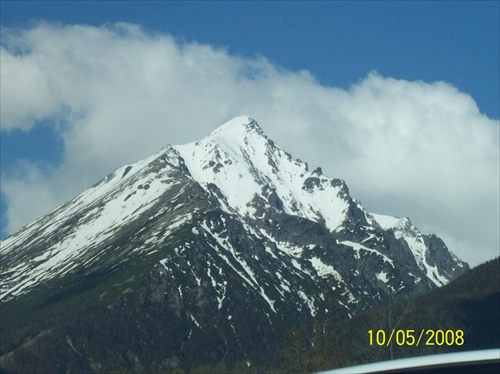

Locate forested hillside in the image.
[280,257,500,373]
[1,258,497,373]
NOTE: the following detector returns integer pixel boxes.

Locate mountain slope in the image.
[279,257,499,373]
[0,116,469,372]
[338,256,500,367]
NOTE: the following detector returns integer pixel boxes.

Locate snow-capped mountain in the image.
[0,116,468,371]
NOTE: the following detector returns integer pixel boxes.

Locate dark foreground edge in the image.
[316,349,500,374]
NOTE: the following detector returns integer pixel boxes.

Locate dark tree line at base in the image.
[1,258,498,373]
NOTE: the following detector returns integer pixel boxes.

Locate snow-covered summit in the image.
[205,116,264,140]
[176,116,350,231]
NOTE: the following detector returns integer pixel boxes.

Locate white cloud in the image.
[1,22,498,266]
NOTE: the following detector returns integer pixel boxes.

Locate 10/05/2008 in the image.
[368,329,464,346]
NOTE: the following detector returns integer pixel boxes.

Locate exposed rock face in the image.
[0,116,468,371]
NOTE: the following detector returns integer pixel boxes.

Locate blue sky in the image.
[1,1,499,266]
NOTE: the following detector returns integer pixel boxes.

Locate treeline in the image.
[1,258,498,373]
[279,257,500,372]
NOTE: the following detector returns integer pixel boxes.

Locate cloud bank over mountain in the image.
[1,22,498,266]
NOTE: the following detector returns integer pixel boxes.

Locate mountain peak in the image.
[0,115,470,372]
[176,117,355,230]
[206,116,264,141]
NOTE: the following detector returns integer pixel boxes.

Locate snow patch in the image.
[376,271,389,283]
[309,257,343,281]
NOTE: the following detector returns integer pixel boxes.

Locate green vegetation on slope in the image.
[1,258,497,373]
